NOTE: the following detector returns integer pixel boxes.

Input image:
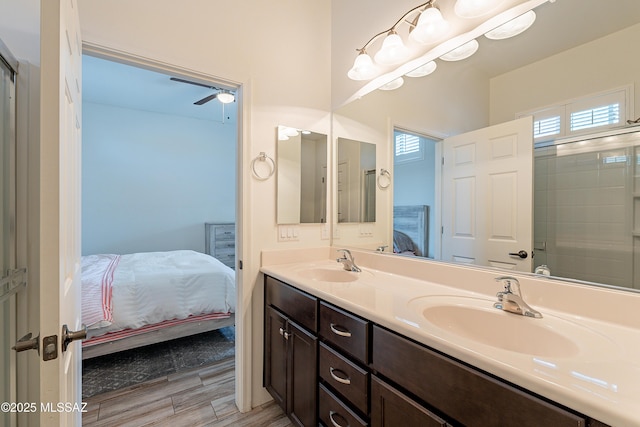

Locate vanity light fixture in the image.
[278,126,300,141]
[348,0,449,78]
[379,77,405,91]
[484,10,536,39]
[346,0,552,100]
[409,4,451,45]
[454,0,505,18]
[374,30,411,65]
[405,60,437,78]
[347,50,379,81]
[440,39,479,61]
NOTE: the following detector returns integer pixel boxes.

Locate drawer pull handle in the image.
[278,327,289,339]
[329,367,351,385]
[329,323,352,338]
[329,410,349,427]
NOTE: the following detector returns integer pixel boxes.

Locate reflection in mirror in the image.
[337,137,376,223]
[393,130,439,258]
[332,0,640,292]
[276,126,327,224]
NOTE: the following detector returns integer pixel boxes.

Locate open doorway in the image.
[79,54,239,400]
[392,128,440,259]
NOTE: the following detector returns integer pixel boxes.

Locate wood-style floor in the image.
[83,357,292,427]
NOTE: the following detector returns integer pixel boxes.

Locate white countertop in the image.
[260,252,640,427]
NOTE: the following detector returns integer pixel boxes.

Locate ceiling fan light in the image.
[348,51,379,80]
[217,91,235,104]
[409,7,450,45]
[374,31,410,65]
[485,10,536,40]
[440,39,479,61]
[454,0,504,18]
[379,77,404,91]
[405,61,437,78]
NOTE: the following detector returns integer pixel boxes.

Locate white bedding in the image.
[82,250,235,337]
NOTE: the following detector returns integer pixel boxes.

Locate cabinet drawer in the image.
[214,227,235,240]
[319,342,369,415]
[265,276,318,333]
[319,383,368,427]
[372,326,586,427]
[319,302,369,363]
[371,376,449,427]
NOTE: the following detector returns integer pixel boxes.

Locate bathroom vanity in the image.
[261,249,640,427]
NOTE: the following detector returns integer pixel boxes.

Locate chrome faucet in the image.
[493,276,542,318]
[336,249,361,272]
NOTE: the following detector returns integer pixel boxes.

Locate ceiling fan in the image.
[170,77,235,104]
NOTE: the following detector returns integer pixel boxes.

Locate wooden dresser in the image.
[205,223,235,269]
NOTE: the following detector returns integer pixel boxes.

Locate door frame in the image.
[80,42,250,410]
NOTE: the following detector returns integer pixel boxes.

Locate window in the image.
[394,131,424,163]
[533,115,561,139]
[518,86,632,144]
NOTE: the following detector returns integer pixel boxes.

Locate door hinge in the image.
[442,156,445,166]
[238,260,243,270]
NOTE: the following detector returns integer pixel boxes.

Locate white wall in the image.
[75,0,332,408]
[490,23,640,124]
[82,102,236,255]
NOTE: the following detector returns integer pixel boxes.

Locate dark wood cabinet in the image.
[264,306,288,409]
[264,277,318,426]
[370,376,449,427]
[263,275,610,427]
[371,325,588,427]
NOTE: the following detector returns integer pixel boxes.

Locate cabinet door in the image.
[264,305,288,411]
[371,376,448,427]
[288,321,318,427]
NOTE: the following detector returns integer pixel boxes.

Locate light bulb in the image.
[374,32,410,65]
[485,10,536,40]
[440,40,479,61]
[454,0,504,18]
[405,61,437,78]
[379,77,404,91]
[409,7,450,45]
[347,51,378,80]
[217,91,235,104]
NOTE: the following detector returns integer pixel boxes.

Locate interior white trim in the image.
[78,42,251,411]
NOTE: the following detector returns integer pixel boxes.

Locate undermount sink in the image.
[409,296,613,358]
[298,267,359,283]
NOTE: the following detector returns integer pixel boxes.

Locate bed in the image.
[393,205,429,257]
[81,249,236,359]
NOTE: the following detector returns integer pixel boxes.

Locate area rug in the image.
[82,326,235,398]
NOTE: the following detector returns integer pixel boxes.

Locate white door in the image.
[441,117,533,272]
[33,0,84,425]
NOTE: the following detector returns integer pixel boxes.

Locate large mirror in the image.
[337,137,376,223]
[277,126,328,224]
[332,0,640,292]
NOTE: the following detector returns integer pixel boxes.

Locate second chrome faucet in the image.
[494,276,542,318]
[336,249,361,272]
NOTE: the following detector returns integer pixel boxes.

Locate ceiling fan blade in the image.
[194,93,218,105]
[170,77,214,89]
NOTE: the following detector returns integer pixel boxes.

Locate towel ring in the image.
[377,168,391,189]
[251,152,276,180]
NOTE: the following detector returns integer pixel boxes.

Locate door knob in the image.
[62,324,87,352]
[508,250,528,259]
[12,333,39,353]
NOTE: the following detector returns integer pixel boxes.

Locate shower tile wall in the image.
[534,145,634,288]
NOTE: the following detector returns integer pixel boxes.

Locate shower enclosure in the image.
[534,128,640,289]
